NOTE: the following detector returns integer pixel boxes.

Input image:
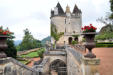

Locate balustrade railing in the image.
[66,45,83,64]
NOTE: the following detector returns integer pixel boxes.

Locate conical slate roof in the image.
[73,4,81,13]
[56,2,65,15]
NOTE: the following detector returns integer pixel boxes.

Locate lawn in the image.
[19,48,45,58]
[20,51,39,58]
[19,60,29,64]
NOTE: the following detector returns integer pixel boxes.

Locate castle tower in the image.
[51,2,82,45]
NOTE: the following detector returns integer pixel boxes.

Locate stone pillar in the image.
[81,57,100,75]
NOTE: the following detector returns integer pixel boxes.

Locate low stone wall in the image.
[66,46,83,75]
[0,57,40,75]
[73,45,86,51]
[17,48,39,56]
[33,58,50,75]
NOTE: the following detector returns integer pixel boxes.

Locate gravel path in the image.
[92,48,113,75]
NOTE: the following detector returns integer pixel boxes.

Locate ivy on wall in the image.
[51,24,64,42]
[72,35,79,38]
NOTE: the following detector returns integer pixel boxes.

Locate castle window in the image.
[65,18,66,24]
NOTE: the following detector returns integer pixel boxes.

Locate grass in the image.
[19,48,45,58]
[20,51,39,58]
[19,60,29,64]
[18,48,45,65]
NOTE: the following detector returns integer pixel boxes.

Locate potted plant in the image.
[81,24,97,58]
[0,26,12,58]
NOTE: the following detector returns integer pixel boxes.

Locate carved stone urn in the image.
[0,35,9,58]
[82,32,97,58]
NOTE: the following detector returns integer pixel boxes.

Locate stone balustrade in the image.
[0,57,40,75]
[66,45,83,64]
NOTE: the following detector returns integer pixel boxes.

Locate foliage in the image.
[97,17,112,25]
[36,40,42,48]
[51,24,64,42]
[5,39,17,58]
[110,0,113,19]
[19,48,45,58]
[72,40,78,45]
[82,38,86,42]
[72,35,79,38]
[19,60,29,65]
[18,29,39,51]
[99,24,113,34]
[37,48,45,58]
[20,51,38,58]
[81,24,97,33]
[3,28,17,58]
[95,32,113,40]
[96,43,113,47]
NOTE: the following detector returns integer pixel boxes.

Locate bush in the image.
[5,39,17,58]
[37,48,45,58]
[72,41,78,45]
[96,43,113,47]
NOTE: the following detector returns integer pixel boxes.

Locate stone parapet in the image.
[0,57,40,75]
[81,57,100,75]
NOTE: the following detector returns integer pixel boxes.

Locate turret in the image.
[73,4,81,14]
[72,4,82,17]
[65,5,71,17]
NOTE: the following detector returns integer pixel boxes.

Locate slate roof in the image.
[56,2,65,15]
[73,4,81,13]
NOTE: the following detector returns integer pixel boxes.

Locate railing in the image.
[66,45,83,64]
[74,45,86,51]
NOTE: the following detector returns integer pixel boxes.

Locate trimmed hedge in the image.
[96,43,113,47]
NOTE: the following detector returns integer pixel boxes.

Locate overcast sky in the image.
[0,0,110,40]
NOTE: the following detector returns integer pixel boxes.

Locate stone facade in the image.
[0,46,100,75]
[0,57,40,75]
[81,57,100,75]
[66,47,83,75]
[51,2,82,44]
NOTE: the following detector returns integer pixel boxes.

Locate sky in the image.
[0,0,110,41]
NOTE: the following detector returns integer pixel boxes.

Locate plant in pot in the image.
[0,26,12,58]
[81,24,97,58]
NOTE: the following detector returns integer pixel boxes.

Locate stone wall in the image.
[66,46,83,75]
[51,12,82,44]
[0,57,40,75]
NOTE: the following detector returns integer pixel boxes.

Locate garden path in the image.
[27,57,40,67]
[89,48,113,75]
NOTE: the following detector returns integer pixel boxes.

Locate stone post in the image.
[81,56,100,75]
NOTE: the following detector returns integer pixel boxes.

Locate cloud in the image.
[0,0,110,40]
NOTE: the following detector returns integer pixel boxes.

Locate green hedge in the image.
[96,43,113,47]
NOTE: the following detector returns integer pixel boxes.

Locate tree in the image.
[5,30,17,58]
[19,28,38,51]
[110,0,113,19]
